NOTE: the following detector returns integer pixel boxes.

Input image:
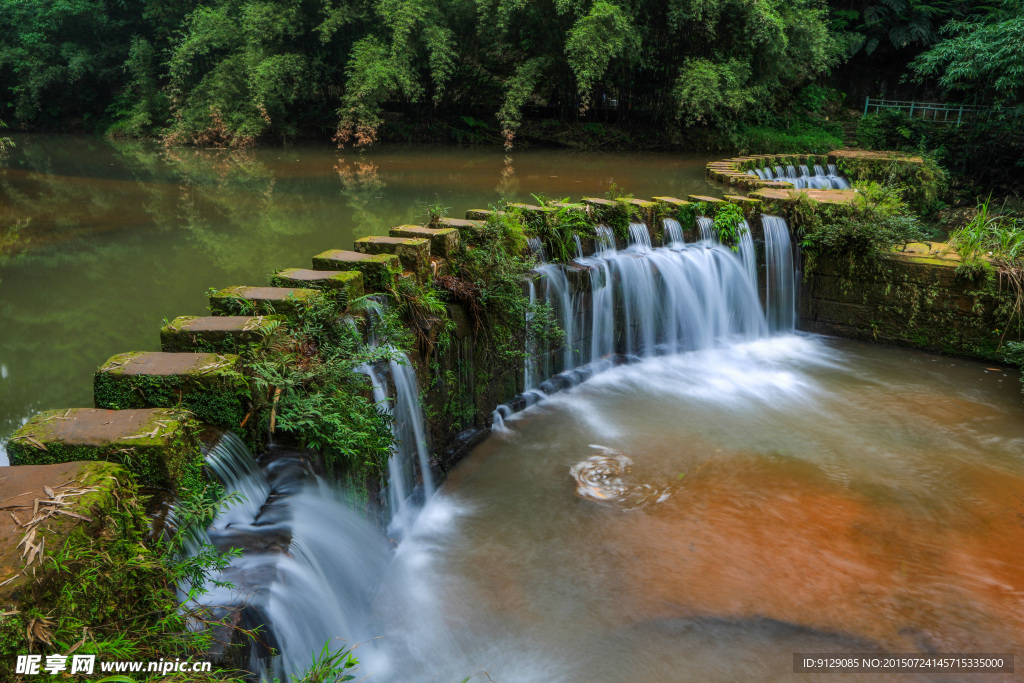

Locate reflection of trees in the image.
[495,154,519,199]
[334,155,424,238]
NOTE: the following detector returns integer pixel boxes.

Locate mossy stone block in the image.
[311,250,400,291]
[7,409,204,491]
[438,217,486,245]
[161,315,285,353]
[0,460,135,605]
[466,209,503,221]
[94,352,247,439]
[389,225,460,258]
[271,268,364,302]
[354,235,431,275]
[210,286,321,317]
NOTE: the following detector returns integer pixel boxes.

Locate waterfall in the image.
[228,211,804,682]
[697,216,716,242]
[595,224,615,252]
[537,263,576,371]
[524,278,538,390]
[252,481,393,681]
[628,222,652,253]
[752,163,849,190]
[763,215,797,333]
[663,218,685,249]
[204,430,271,528]
[737,219,757,291]
[573,234,584,260]
[358,306,435,535]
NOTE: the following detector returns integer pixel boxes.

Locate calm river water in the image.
[0,135,722,461]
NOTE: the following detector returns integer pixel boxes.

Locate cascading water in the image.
[746,164,849,190]
[223,212,805,682]
[662,218,685,249]
[204,430,271,528]
[737,219,757,291]
[762,214,797,333]
[697,216,716,242]
[356,307,435,535]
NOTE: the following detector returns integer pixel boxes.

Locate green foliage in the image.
[856,110,931,151]
[712,202,745,250]
[797,180,928,269]
[243,294,396,479]
[289,640,359,683]
[910,0,1024,109]
[527,196,592,263]
[949,196,1024,331]
[0,475,246,682]
[733,122,844,154]
[0,0,842,146]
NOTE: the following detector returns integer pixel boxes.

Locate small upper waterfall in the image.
[746,164,849,190]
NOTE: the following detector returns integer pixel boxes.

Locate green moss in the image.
[93,353,251,453]
[7,409,205,492]
[0,465,239,681]
[161,315,286,353]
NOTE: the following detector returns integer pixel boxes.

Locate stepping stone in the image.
[389,225,459,258]
[353,235,431,274]
[94,352,248,440]
[438,217,486,244]
[0,460,142,602]
[7,409,204,491]
[652,197,693,212]
[311,250,401,291]
[209,286,321,316]
[270,268,364,301]
[161,315,285,353]
[466,209,502,221]
[688,195,727,205]
[725,195,762,211]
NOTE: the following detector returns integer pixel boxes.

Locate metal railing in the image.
[863,97,992,124]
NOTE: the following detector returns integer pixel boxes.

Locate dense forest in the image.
[0,0,1021,169]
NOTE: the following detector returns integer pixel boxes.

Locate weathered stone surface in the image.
[7,409,203,490]
[752,188,857,207]
[438,217,487,244]
[725,195,761,211]
[830,149,923,164]
[311,250,400,291]
[800,250,1009,360]
[161,315,284,353]
[0,460,132,603]
[210,285,321,316]
[687,195,727,205]
[271,268,364,301]
[466,209,501,221]
[94,352,247,442]
[354,235,431,275]
[389,225,460,258]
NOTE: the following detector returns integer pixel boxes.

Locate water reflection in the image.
[0,135,724,457]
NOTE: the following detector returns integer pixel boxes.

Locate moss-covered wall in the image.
[800,251,1015,360]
